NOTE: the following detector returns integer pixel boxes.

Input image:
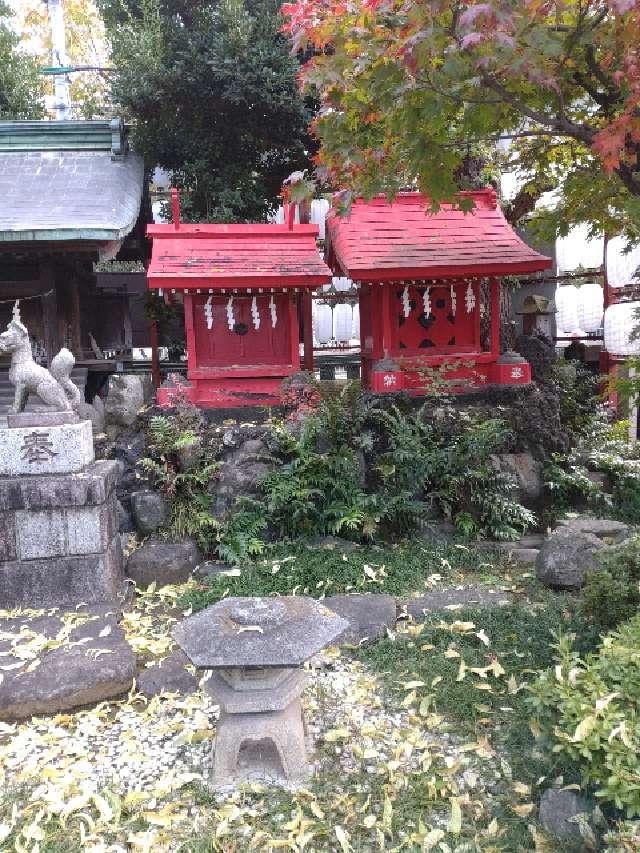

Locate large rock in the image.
[105,375,145,429]
[0,607,135,720]
[210,435,273,517]
[557,517,630,544]
[324,594,397,644]
[136,650,198,698]
[536,517,632,590]
[539,789,595,842]
[130,489,167,535]
[126,536,201,588]
[536,526,607,590]
[491,452,543,504]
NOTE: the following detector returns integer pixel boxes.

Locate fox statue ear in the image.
[8,319,28,336]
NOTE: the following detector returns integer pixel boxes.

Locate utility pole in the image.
[47,0,71,119]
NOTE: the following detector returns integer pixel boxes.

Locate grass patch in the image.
[180,539,506,612]
[356,594,603,850]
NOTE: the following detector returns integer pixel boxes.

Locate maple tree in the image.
[283,0,640,237]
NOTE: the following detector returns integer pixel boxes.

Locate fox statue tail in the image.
[50,348,82,410]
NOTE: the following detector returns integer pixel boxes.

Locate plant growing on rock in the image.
[581,536,640,632]
[139,411,220,551]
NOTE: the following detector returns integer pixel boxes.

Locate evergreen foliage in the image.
[101,0,314,222]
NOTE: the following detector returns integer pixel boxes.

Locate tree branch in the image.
[479,70,596,145]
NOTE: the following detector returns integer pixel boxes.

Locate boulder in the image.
[557,517,630,544]
[0,607,135,720]
[400,586,513,620]
[105,375,145,429]
[130,489,167,535]
[515,333,557,381]
[323,593,397,644]
[539,789,595,842]
[136,650,198,698]
[535,525,607,590]
[126,536,201,588]
[210,435,273,517]
[491,451,543,504]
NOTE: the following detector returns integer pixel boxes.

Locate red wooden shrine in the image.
[326,190,552,393]
[147,201,331,407]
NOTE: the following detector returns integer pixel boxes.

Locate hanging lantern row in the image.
[314,302,360,344]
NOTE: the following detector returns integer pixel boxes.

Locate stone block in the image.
[0,421,94,476]
[136,650,198,698]
[126,536,202,588]
[0,535,124,609]
[0,607,135,720]
[0,460,119,511]
[400,586,513,621]
[16,509,66,559]
[66,501,117,555]
[323,593,397,644]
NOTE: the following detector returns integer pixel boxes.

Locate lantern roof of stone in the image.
[326,189,552,281]
[146,223,332,290]
[0,119,144,243]
[172,596,349,668]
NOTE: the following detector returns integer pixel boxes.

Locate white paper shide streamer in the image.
[465,282,476,314]
[422,286,431,317]
[204,295,213,330]
[251,296,260,330]
[226,296,235,331]
[402,285,411,318]
[270,295,277,328]
[450,284,457,315]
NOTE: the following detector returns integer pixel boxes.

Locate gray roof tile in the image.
[0,150,144,242]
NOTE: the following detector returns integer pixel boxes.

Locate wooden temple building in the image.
[325,189,552,393]
[147,195,332,407]
[0,119,147,368]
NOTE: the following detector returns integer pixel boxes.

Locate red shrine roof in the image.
[147,223,332,289]
[326,190,552,281]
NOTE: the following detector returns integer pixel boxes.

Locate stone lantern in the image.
[173,596,348,783]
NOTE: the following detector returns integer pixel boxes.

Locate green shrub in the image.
[581,537,640,632]
[553,361,600,439]
[139,411,220,553]
[529,615,640,816]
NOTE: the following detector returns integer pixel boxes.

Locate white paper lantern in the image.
[333,276,353,292]
[314,303,333,344]
[606,237,640,289]
[351,304,360,339]
[576,281,604,333]
[555,284,579,334]
[333,303,353,343]
[604,302,640,355]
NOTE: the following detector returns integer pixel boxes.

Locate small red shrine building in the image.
[147,204,331,407]
[326,189,552,393]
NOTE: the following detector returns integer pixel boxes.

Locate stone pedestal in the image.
[0,419,124,609]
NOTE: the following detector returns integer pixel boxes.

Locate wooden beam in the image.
[301,290,314,372]
[150,320,161,390]
[40,262,60,365]
[490,277,501,356]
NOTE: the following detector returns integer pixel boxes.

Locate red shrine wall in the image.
[359,278,529,392]
[158,291,302,407]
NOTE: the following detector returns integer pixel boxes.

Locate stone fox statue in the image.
[0,317,82,414]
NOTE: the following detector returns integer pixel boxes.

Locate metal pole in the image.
[47,0,71,119]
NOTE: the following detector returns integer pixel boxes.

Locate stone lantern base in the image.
[205,666,309,783]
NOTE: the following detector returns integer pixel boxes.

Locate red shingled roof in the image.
[326,190,552,280]
[147,223,331,289]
